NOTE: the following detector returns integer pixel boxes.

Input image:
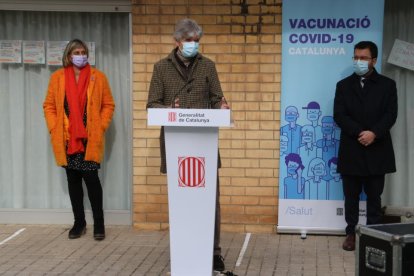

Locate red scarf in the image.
[64,64,91,155]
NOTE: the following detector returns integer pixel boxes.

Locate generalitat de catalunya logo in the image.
[178,157,205,187]
[168,111,176,122]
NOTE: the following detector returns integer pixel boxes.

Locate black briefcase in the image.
[356,223,414,276]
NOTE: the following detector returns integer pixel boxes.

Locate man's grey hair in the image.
[173,18,203,41]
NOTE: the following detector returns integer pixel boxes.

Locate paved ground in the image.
[0,225,356,276]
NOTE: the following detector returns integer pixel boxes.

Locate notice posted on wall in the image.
[0,40,22,63]
[23,41,45,64]
[2,40,95,66]
[47,41,68,66]
[388,39,414,71]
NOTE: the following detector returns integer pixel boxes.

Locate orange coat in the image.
[43,68,115,166]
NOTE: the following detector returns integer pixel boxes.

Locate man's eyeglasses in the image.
[352,56,373,61]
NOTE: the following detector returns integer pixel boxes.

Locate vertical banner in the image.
[278,0,385,234]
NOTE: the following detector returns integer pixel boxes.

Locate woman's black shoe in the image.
[68,222,86,239]
[94,224,105,241]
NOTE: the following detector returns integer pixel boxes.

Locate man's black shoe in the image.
[221,272,238,276]
[342,234,356,251]
[213,255,225,272]
[93,224,105,241]
[68,222,86,239]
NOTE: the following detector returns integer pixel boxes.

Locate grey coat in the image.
[147,48,224,173]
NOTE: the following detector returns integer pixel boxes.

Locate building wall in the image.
[132,0,282,233]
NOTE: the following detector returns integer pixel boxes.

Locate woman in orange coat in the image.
[43,39,115,240]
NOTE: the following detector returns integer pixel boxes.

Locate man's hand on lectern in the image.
[220,97,230,109]
[171,97,180,108]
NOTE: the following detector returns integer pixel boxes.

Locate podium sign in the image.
[148,108,230,127]
[148,108,231,276]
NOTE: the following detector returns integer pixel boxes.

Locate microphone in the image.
[171,78,195,108]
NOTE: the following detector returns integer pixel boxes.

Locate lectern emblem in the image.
[178,157,205,187]
[168,112,177,122]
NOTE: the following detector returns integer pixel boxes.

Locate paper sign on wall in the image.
[388,39,414,71]
[0,40,22,63]
[47,41,68,66]
[23,41,45,64]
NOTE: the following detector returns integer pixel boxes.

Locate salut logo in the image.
[178,157,205,188]
[168,112,177,122]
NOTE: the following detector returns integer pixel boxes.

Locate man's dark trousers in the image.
[342,174,385,235]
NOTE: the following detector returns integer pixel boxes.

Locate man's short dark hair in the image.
[354,41,378,59]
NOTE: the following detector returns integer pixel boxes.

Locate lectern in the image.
[148,108,231,276]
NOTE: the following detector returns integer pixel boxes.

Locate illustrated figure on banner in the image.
[316,115,339,179]
[334,121,341,141]
[304,157,328,200]
[302,101,323,142]
[327,157,344,200]
[298,125,318,171]
[280,106,302,154]
[280,134,289,159]
[283,153,305,199]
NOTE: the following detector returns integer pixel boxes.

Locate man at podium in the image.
[147,18,230,272]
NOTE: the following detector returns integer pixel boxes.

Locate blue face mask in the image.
[330,168,340,178]
[287,167,297,175]
[353,60,369,76]
[302,135,313,144]
[181,41,199,58]
[307,113,319,121]
[285,114,297,122]
[313,168,325,176]
[322,126,333,135]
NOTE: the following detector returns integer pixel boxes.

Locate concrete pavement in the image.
[0,225,356,275]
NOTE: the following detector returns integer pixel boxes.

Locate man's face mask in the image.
[353,60,369,76]
[181,41,199,58]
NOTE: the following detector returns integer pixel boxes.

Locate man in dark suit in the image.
[334,41,398,251]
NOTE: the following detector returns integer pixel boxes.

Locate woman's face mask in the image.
[70,47,88,68]
[71,55,88,68]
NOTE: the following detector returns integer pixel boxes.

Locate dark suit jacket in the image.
[147,48,224,173]
[333,69,397,176]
